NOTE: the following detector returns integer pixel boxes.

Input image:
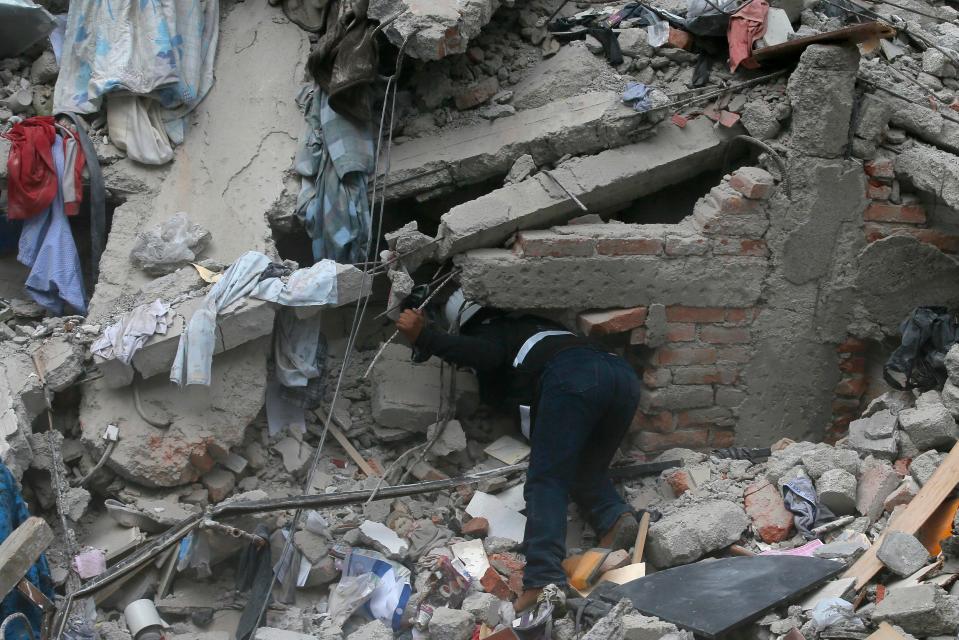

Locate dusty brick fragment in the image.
[864,202,927,224]
[454,76,499,110]
[836,376,867,397]
[480,567,513,600]
[864,158,894,180]
[729,168,775,200]
[463,517,489,537]
[744,481,794,543]
[578,307,648,336]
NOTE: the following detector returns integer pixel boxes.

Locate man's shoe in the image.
[514,587,545,613]
[598,512,639,551]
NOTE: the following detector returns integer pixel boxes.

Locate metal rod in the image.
[543,170,588,212]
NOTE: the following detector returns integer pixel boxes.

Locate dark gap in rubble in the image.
[381,175,510,238]
[71,189,123,295]
[614,168,728,224]
[273,218,316,268]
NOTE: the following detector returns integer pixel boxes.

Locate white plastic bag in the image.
[130,212,211,275]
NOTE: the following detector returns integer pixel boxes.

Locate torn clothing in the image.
[92,299,171,364]
[727,0,769,71]
[294,85,374,265]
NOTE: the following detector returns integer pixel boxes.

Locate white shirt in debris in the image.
[170,251,338,386]
[91,299,171,364]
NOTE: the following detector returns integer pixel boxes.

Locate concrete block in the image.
[647,499,749,568]
[878,531,929,577]
[622,613,680,640]
[437,117,728,258]
[872,584,959,636]
[857,457,901,522]
[801,445,860,479]
[786,44,860,158]
[816,468,858,515]
[910,449,944,486]
[202,468,236,503]
[744,481,794,543]
[371,344,479,431]
[368,0,497,61]
[884,476,919,513]
[428,607,474,640]
[34,339,84,392]
[898,402,958,450]
[461,592,501,627]
[847,411,899,460]
[456,251,767,309]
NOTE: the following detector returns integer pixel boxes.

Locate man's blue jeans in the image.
[521,348,641,588]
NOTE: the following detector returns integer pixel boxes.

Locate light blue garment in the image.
[17,136,87,316]
[249,259,338,306]
[622,81,653,113]
[170,251,272,386]
[294,85,374,265]
[52,0,218,136]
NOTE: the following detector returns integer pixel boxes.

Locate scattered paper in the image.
[497,483,526,512]
[485,435,531,465]
[451,539,491,580]
[73,548,107,579]
[191,263,222,283]
[466,492,526,543]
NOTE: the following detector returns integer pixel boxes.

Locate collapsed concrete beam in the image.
[382,92,655,202]
[437,118,731,258]
[95,263,371,388]
[0,346,46,479]
[369,0,498,61]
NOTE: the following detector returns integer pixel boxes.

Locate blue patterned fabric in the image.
[17,136,87,316]
[294,86,374,265]
[0,462,53,640]
[52,0,218,131]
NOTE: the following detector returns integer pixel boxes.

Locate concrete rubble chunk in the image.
[801,445,860,479]
[814,532,870,561]
[202,468,236,503]
[647,499,749,568]
[622,612,680,640]
[846,411,899,460]
[34,339,84,392]
[428,606,475,640]
[857,457,901,523]
[371,344,479,431]
[898,402,958,451]
[947,344,959,382]
[872,584,959,636]
[942,380,959,417]
[273,438,313,476]
[896,143,959,212]
[744,481,794,543]
[884,476,919,513]
[368,0,499,61]
[878,531,930,577]
[910,449,944,486]
[345,620,393,640]
[582,599,631,640]
[255,629,314,640]
[816,468,858,515]
[461,592,501,627]
[786,44,860,157]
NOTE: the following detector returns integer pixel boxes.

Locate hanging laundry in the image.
[294,86,375,265]
[58,125,87,216]
[727,0,770,72]
[17,134,87,316]
[0,462,54,640]
[3,116,57,220]
[52,0,218,165]
[91,300,171,364]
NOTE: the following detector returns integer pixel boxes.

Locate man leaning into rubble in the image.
[396,288,647,611]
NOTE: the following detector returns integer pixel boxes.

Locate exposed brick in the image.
[629,328,647,345]
[515,233,596,258]
[666,306,725,323]
[864,224,959,253]
[744,481,794,543]
[654,346,718,366]
[676,406,734,428]
[866,180,892,200]
[729,168,775,200]
[864,158,894,180]
[597,237,664,256]
[480,567,513,600]
[640,385,715,411]
[578,307,648,336]
[707,186,762,214]
[454,76,500,110]
[710,429,736,448]
[665,323,696,342]
[664,233,708,256]
[671,113,688,128]
[717,346,752,363]
[712,237,769,256]
[642,367,672,388]
[836,375,867,397]
[725,308,755,326]
[667,26,692,49]
[664,468,695,496]
[716,386,746,408]
[864,202,927,224]
[836,337,868,353]
[462,517,489,537]
[700,326,751,344]
[632,410,675,433]
[832,397,862,416]
[638,428,710,451]
[671,365,721,385]
[839,356,866,373]
[718,110,741,128]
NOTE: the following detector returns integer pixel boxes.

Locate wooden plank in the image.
[0,517,54,598]
[327,422,381,478]
[844,441,959,590]
[632,511,650,564]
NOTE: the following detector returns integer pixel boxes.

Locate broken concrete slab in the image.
[787,44,860,158]
[647,499,749,568]
[370,344,479,431]
[80,338,270,487]
[368,0,498,61]
[33,338,84,392]
[0,345,46,478]
[437,117,730,258]
[846,411,899,460]
[857,457,901,523]
[382,91,653,202]
[878,531,930,577]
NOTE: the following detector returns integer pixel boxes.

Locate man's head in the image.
[444,288,483,333]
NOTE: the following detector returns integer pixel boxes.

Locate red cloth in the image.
[3,116,58,220]
[728,0,769,72]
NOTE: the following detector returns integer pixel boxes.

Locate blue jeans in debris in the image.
[521,348,641,589]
